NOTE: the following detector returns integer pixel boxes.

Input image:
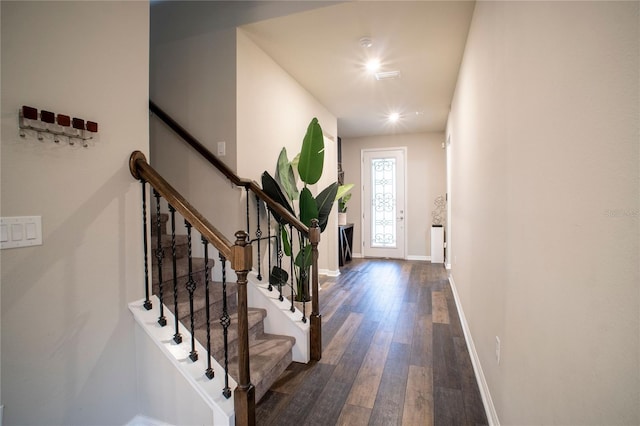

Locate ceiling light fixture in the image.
[388,112,400,123]
[374,70,401,81]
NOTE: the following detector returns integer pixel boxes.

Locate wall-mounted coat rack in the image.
[19,105,99,147]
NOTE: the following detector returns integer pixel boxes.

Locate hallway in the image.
[256,259,487,425]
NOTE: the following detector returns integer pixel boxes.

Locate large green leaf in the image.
[291,152,300,171]
[261,171,294,225]
[275,147,299,202]
[294,243,312,268]
[335,183,354,201]
[299,187,319,227]
[297,118,324,185]
[316,182,338,232]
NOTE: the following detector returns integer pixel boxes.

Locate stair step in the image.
[151,234,189,263]
[161,281,238,329]
[147,223,297,405]
[193,308,266,363]
[228,333,295,402]
[150,213,168,237]
[151,257,212,286]
[191,309,295,402]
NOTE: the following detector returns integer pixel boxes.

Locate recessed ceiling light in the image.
[388,112,400,122]
[366,59,381,73]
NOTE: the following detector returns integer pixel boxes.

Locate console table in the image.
[339,223,354,266]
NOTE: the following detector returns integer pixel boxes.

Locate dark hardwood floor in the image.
[256,258,488,426]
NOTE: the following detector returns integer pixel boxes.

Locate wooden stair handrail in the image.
[149,100,309,236]
[129,151,233,260]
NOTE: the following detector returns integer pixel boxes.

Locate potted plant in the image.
[337,186,353,226]
[261,118,339,302]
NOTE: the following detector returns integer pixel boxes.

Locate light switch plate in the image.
[217,141,226,156]
[1,216,42,249]
[26,222,37,240]
[11,223,24,241]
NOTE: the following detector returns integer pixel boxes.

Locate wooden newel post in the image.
[309,219,322,361]
[231,230,255,426]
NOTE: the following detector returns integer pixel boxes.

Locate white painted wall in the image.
[237,29,339,274]
[447,2,639,424]
[0,1,149,424]
[150,20,339,276]
[134,321,218,426]
[149,2,336,247]
[341,133,446,259]
[150,26,243,241]
[0,1,3,409]
[131,296,237,426]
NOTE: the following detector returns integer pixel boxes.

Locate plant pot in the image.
[338,212,347,226]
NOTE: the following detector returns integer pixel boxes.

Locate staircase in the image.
[132,103,324,424]
[151,212,295,402]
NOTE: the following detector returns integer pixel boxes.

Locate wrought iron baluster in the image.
[245,187,250,234]
[185,220,198,362]
[301,234,310,323]
[289,224,295,313]
[267,210,272,291]
[255,194,262,281]
[202,236,214,379]
[169,204,182,344]
[141,180,152,310]
[301,262,307,323]
[277,224,284,302]
[219,253,232,399]
[154,189,166,327]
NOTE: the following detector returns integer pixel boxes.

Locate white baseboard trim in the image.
[320,268,340,277]
[125,415,175,426]
[406,255,429,261]
[353,253,433,262]
[448,275,500,426]
[445,263,452,270]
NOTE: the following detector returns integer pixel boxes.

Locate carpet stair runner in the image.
[150,213,294,402]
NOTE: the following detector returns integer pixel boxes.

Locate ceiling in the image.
[151,1,476,139]
[240,1,475,138]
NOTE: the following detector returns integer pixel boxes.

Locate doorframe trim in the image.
[360,146,408,259]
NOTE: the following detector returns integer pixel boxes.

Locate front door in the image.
[362,148,406,259]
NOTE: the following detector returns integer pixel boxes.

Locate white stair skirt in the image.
[246,271,310,363]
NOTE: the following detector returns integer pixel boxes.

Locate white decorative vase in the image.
[338,212,347,226]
